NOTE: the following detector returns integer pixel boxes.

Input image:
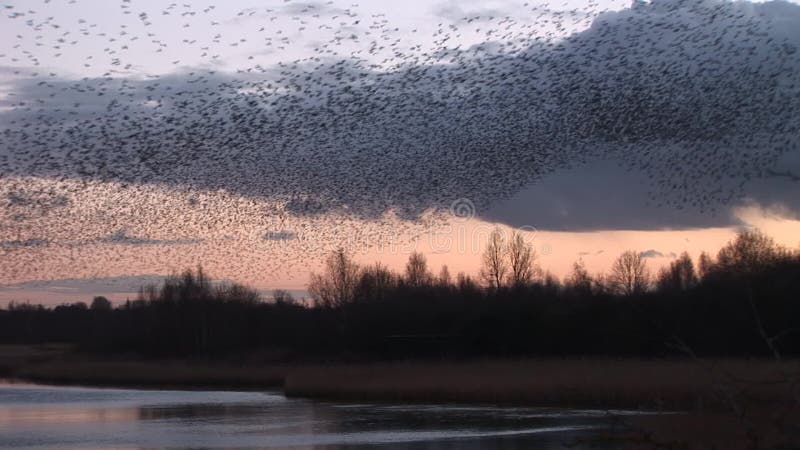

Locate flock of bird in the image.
[0,0,798,285]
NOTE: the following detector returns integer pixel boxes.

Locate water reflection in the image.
[0,381,634,449]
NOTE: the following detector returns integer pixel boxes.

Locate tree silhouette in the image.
[2,230,799,361]
[507,231,536,288]
[715,230,786,277]
[656,251,698,292]
[272,289,296,305]
[404,251,432,288]
[90,296,112,312]
[565,259,593,296]
[437,265,452,288]
[308,248,360,308]
[697,251,714,280]
[356,262,397,301]
[609,250,650,296]
[481,227,507,290]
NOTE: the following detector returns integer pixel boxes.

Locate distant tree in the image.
[697,251,714,280]
[716,230,787,276]
[54,302,88,313]
[404,251,432,288]
[481,227,507,290]
[541,271,561,295]
[565,259,593,296]
[356,262,396,301]
[455,271,481,299]
[215,282,261,304]
[308,247,360,308]
[137,283,159,303]
[609,250,650,296]
[656,252,698,292]
[437,265,452,287]
[593,273,611,296]
[272,289,295,305]
[90,296,112,312]
[157,266,214,303]
[8,301,43,312]
[507,231,536,288]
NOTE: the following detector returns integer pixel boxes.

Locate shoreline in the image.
[3,346,798,449]
[2,345,796,411]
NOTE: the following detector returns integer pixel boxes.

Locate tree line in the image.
[1,230,798,360]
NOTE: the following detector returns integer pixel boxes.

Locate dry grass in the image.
[13,360,288,390]
[0,344,287,389]
[284,358,799,411]
[623,410,800,450]
[283,358,800,448]
[4,346,799,448]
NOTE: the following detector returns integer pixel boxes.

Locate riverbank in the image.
[3,345,796,409]
[284,359,799,449]
[0,344,287,390]
[3,344,798,449]
[284,358,798,409]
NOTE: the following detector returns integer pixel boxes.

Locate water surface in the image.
[0,381,640,449]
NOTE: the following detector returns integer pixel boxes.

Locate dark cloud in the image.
[264,230,297,241]
[0,275,305,304]
[3,187,71,221]
[640,249,677,259]
[0,0,798,234]
[0,274,167,293]
[100,229,203,246]
[0,238,49,250]
[483,155,800,231]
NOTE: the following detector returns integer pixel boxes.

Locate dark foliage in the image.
[1,232,799,360]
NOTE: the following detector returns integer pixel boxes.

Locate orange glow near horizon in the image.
[2,203,798,305]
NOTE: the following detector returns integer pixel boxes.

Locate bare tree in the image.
[697,250,714,280]
[609,250,650,296]
[90,296,112,312]
[308,247,360,307]
[272,289,296,305]
[656,251,698,292]
[565,259,593,296]
[507,231,536,287]
[541,271,561,295]
[437,265,452,287]
[357,262,396,301]
[404,251,432,287]
[716,229,786,276]
[481,227,507,289]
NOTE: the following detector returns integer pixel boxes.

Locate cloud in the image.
[264,230,297,241]
[224,2,347,26]
[640,249,677,259]
[0,274,302,304]
[281,1,348,17]
[0,238,49,250]
[4,187,71,221]
[0,0,798,234]
[0,274,167,293]
[433,2,510,22]
[99,229,202,246]
[482,154,800,231]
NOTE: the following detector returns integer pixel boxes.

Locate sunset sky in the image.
[1,0,799,304]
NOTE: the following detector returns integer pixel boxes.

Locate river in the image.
[0,381,643,449]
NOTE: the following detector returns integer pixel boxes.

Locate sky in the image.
[1,0,800,304]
